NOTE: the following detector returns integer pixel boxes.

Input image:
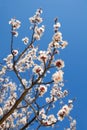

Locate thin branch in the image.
[15,24,36,64]
[21,99,39,130]
[0,88,29,125]
[13,65,26,89]
[10,27,26,90]
[36,124,42,130]
[37,80,54,85]
[20,116,36,130]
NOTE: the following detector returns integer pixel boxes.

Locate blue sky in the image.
[0,0,87,130]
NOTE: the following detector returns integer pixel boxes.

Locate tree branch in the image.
[0,88,29,125]
[20,116,36,130]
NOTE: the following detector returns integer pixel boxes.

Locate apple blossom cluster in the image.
[0,9,76,130]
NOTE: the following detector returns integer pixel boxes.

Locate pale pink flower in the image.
[47,114,57,124]
[57,108,65,121]
[22,37,29,45]
[55,59,65,69]
[33,65,43,75]
[53,32,62,42]
[57,104,72,121]
[12,50,18,56]
[52,70,64,83]
[9,18,21,29]
[33,25,45,40]
[11,31,18,37]
[38,51,48,62]
[35,25,45,35]
[33,33,40,40]
[49,41,60,48]
[38,85,47,96]
[29,16,43,24]
[62,105,71,115]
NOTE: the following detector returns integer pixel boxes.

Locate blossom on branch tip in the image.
[29,9,43,24]
[22,37,29,45]
[36,8,43,15]
[29,16,43,24]
[53,32,62,42]
[9,18,21,30]
[33,25,45,40]
[38,51,48,62]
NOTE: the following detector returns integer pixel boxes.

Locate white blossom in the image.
[55,59,65,69]
[29,9,43,24]
[57,104,72,121]
[52,70,64,83]
[38,51,48,62]
[53,32,62,42]
[33,65,43,75]
[22,37,29,45]
[49,41,60,49]
[9,18,21,29]
[33,33,40,40]
[38,85,47,96]
[47,114,57,124]
[12,50,18,56]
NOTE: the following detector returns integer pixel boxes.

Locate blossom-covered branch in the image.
[0,8,76,130]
